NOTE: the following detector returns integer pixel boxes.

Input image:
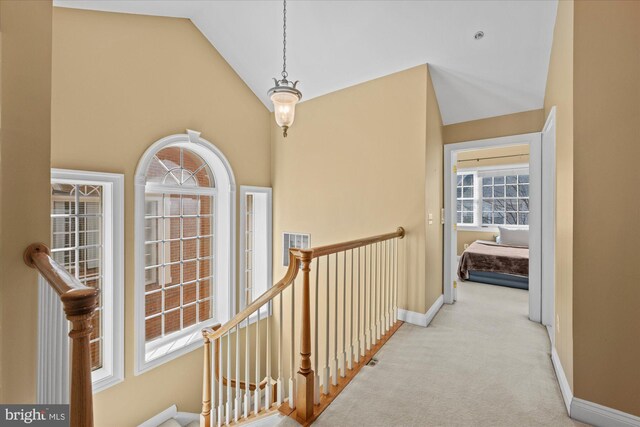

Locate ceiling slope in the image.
[54,0,557,125]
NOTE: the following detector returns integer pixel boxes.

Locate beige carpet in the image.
[280,281,581,427]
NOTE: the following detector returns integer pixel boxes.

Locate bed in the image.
[457,240,529,290]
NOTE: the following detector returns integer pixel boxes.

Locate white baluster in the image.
[348,249,354,370]
[375,242,380,342]
[218,337,223,427]
[288,281,295,408]
[395,238,399,321]
[356,247,361,362]
[340,251,347,377]
[367,246,377,350]
[266,302,272,410]
[314,260,320,404]
[244,318,250,419]
[235,325,240,422]
[331,253,338,386]
[255,306,261,415]
[387,240,392,331]
[226,332,231,425]
[277,293,283,407]
[323,255,330,395]
[212,336,216,426]
[383,241,387,333]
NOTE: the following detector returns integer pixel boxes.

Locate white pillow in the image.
[498,227,529,247]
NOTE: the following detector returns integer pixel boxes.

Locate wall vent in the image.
[282,232,310,267]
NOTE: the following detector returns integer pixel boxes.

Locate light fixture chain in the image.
[282,0,288,79]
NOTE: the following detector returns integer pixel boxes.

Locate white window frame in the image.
[456,163,530,232]
[239,186,273,317]
[46,169,124,395]
[456,171,478,227]
[134,130,236,375]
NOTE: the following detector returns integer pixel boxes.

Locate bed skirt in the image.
[467,270,529,290]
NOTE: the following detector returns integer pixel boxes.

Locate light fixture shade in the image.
[271,91,299,128]
[268,85,302,137]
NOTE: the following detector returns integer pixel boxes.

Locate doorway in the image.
[444,110,556,329]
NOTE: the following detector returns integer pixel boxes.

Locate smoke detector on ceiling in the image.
[474,31,485,40]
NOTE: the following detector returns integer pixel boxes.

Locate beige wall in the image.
[425,68,445,305]
[271,64,443,315]
[443,109,544,144]
[573,0,640,416]
[544,0,574,391]
[457,145,529,169]
[0,0,52,402]
[51,8,271,426]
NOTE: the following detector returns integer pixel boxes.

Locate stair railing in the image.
[201,227,404,426]
[24,243,98,427]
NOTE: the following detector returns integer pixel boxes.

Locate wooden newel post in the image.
[296,251,315,421]
[201,330,212,427]
[61,289,99,427]
[24,243,98,427]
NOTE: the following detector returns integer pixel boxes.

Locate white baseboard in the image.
[398,295,443,327]
[551,346,640,427]
[551,346,573,415]
[571,398,640,427]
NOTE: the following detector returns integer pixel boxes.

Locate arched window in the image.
[135,130,235,374]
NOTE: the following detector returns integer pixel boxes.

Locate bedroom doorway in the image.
[444,131,548,324]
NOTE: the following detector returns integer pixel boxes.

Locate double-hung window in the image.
[49,169,124,393]
[456,167,530,228]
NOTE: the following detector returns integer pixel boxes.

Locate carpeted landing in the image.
[280,281,583,427]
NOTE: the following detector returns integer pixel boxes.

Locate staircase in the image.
[24,243,99,427]
[200,227,405,426]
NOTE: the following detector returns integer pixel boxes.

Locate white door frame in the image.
[541,107,557,341]
[444,132,543,323]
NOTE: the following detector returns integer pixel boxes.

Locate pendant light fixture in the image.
[268,0,301,138]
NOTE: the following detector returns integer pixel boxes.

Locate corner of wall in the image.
[424,64,445,311]
[542,0,574,394]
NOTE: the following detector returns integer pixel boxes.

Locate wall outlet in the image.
[464,243,469,250]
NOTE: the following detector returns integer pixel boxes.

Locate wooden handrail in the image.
[24,243,98,427]
[205,252,301,342]
[303,227,405,259]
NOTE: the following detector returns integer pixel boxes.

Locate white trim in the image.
[541,107,557,338]
[550,345,640,427]
[571,398,640,427]
[444,132,542,321]
[134,130,237,375]
[41,169,125,397]
[239,186,273,313]
[456,162,529,173]
[551,346,573,416]
[397,295,443,327]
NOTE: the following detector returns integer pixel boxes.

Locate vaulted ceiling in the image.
[54,0,557,125]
